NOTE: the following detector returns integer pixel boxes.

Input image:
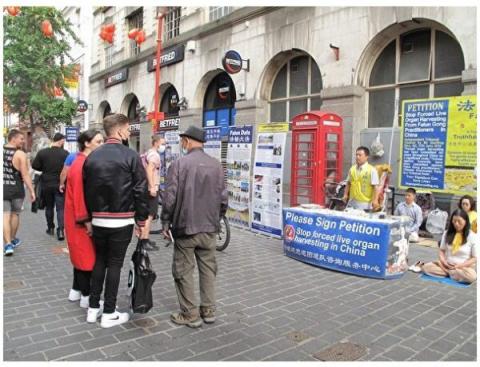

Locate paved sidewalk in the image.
[3,210,477,361]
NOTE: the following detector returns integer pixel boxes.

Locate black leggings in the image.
[90,225,133,313]
[72,268,92,297]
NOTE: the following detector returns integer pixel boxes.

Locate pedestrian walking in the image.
[3,129,36,256]
[83,113,149,328]
[161,125,228,328]
[32,132,69,240]
[65,130,104,309]
[140,135,166,250]
[342,146,380,211]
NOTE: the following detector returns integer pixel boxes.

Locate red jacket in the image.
[64,152,95,270]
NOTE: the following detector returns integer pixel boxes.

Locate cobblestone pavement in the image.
[3,210,477,361]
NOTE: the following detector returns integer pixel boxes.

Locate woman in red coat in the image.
[65,129,104,308]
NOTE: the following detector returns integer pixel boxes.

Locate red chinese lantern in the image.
[104,32,114,44]
[6,6,20,16]
[135,30,146,45]
[104,23,115,33]
[128,28,139,40]
[54,86,63,97]
[41,19,53,37]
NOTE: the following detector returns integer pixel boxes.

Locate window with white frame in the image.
[269,55,323,122]
[368,28,464,128]
[209,6,233,22]
[127,8,143,57]
[164,7,181,40]
[105,44,114,68]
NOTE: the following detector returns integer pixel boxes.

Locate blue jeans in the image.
[43,186,64,229]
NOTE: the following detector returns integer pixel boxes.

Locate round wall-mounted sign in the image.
[222,50,242,74]
[77,100,88,113]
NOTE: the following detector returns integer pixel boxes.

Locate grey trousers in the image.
[172,232,217,316]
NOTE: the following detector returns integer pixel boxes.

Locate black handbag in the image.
[127,239,157,314]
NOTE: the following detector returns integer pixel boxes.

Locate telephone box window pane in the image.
[271,64,287,99]
[370,40,396,86]
[270,101,286,122]
[298,133,313,142]
[297,178,312,186]
[326,134,338,142]
[434,81,463,97]
[435,31,464,79]
[297,151,313,160]
[311,60,322,94]
[327,142,338,150]
[298,142,313,150]
[297,169,312,177]
[289,56,309,96]
[310,96,322,110]
[289,99,308,120]
[299,160,312,168]
[327,160,337,169]
[327,152,337,160]
[399,30,431,82]
[297,196,310,204]
[297,187,311,196]
[368,89,395,128]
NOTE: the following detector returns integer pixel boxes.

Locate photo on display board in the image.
[253,212,262,222]
[273,145,282,156]
[255,175,264,183]
[258,134,274,145]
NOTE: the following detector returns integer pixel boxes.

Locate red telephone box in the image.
[290,111,343,206]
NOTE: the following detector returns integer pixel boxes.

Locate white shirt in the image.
[440,231,478,265]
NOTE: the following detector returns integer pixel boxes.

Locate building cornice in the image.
[89,6,280,84]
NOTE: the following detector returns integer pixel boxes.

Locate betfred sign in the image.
[159,117,180,130]
[105,67,128,88]
[222,50,243,74]
[147,45,185,72]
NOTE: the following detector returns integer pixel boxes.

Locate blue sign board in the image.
[228,126,253,144]
[283,208,398,279]
[65,127,79,142]
[401,100,449,189]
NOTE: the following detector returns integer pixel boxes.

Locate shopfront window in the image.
[103,103,111,118]
[368,29,464,128]
[209,7,233,22]
[127,96,140,123]
[203,72,236,136]
[160,85,180,118]
[269,55,323,122]
[127,8,143,57]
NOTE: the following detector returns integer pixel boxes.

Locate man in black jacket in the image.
[32,132,69,240]
[162,125,228,328]
[83,113,149,328]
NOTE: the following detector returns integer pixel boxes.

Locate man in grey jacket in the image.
[161,125,228,328]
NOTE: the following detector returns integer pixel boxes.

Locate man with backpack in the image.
[140,135,166,250]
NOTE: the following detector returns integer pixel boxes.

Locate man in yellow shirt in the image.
[342,146,380,211]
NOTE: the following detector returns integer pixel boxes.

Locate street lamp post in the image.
[147,13,165,132]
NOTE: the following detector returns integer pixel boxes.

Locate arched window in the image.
[368,29,464,128]
[127,96,140,123]
[269,55,322,122]
[203,72,236,132]
[160,85,180,118]
[103,103,111,118]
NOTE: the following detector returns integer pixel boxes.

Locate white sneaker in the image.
[100,310,130,328]
[80,295,89,309]
[68,289,81,302]
[86,301,104,323]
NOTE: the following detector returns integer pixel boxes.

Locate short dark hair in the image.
[103,113,129,137]
[459,195,476,211]
[356,146,370,156]
[78,129,102,152]
[7,129,23,142]
[406,188,416,195]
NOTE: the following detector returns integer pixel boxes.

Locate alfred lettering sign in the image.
[147,44,185,72]
[222,50,243,74]
[105,67,128,88]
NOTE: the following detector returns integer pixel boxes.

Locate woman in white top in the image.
[422,209,477,284]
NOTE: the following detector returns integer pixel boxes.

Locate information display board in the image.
[204,127,222,162]
[400,96,477,194]
[226,126,253,228]
[251,123,288,238]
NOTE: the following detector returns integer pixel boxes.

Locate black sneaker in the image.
[46,227,55,235]
[57,228,65,241]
